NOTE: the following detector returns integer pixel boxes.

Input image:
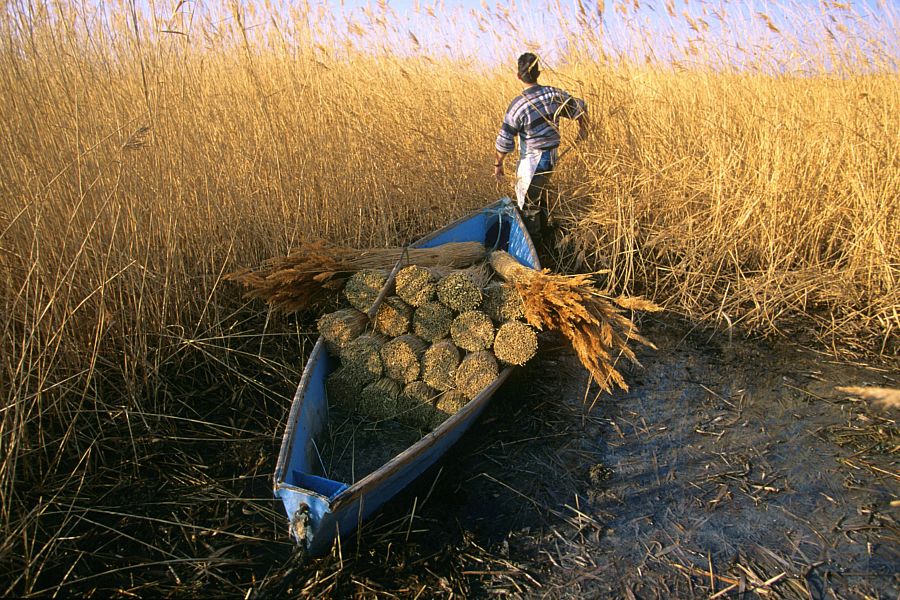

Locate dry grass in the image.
[0,0,897,594]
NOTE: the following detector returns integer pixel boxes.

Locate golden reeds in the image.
[344,269,389,312]
[493,321,538,366]
[490,251,661,393]
[422,340,461,392]
[455,351,499,400]
[374,296,413,337]
[433,390,470,425]
[318,308,370,354]
[450,310,495,352]
[395,265,438,307]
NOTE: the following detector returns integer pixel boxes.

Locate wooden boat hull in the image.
[273,198,539,555]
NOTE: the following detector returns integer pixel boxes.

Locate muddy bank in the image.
[283,316,897,598]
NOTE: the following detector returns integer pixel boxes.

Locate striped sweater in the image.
[495,85,587,157]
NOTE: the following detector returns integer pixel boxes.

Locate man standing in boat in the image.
[493,52,589,261]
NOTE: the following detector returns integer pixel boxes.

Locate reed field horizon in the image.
[0,0,897,595]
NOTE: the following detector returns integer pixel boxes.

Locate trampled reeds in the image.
[490,251,662,393]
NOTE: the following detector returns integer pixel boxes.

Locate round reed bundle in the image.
[421,339,461,392]
[325,367,361,412]
[482,282,525,323]
[380,334,427,384]
[436,264,491,312]
[493,321,538,366]
[489,250,661,393]
[343,269,388,312]
[374,296,413,337]
[432,390,469,426]
[455,351,498,400]
[340,332,389,386]
[413,301,453,342]
[450,311,495,352]
[395,265,436,307]
[397,381,440,428]
[228,240,487,313]
[317,308,369,354]
[359,377,401,420]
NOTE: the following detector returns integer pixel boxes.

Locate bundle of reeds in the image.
[489,250,661,393]
[395,265,451,307]
[227,239,487,313]
[436,263,491,312]
[482,282,525,322]
[493,320,538,366]
[434,390,470,425]
[317,308,370,354]
[397,381,440,428]
[450,310,495,352]
[421,339,461,392]
[344,269,389,312]
[340,332,389,386]
[325,367,361,412]
[359,377,401,420]
[412,301,454,342]
[380,334,427,384]
[455,351,498,400]
[374,296,413,337]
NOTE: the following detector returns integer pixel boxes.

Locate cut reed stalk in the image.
[374,296,413,337]
[436,264,491,312]
[344,269,389,312]
[326,367,362,412]
[433,390,470,426]
[359,377,402,420]
[395,265,452,307]
[482,282,525,322]
[397,381,440,428]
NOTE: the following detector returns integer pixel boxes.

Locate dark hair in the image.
[517,52,540,84]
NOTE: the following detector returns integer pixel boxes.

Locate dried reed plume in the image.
[227,240,486,312]
[490,251,661,393]
[836,386,900,410]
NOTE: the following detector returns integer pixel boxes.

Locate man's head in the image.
[517,52,540,84]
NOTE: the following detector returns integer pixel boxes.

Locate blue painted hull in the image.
[273,198,539,555]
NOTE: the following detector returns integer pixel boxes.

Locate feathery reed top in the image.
[495,85,587,156]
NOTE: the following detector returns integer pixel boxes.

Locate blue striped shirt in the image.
[495,85,587,156]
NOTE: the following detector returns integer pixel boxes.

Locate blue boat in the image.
[273,198,540,556]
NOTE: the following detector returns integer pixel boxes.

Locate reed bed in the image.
[0,0,897,594]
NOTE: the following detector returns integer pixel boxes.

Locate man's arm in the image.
[494,149,509,182]
[495,106,518,183]
[576,112,589,141]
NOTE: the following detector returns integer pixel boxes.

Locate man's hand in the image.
[576,114,590,142]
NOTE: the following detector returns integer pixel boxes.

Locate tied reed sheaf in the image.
[490,251,662,393]
[227,240,486,312]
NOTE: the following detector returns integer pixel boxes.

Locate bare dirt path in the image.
[283,317,898,598]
